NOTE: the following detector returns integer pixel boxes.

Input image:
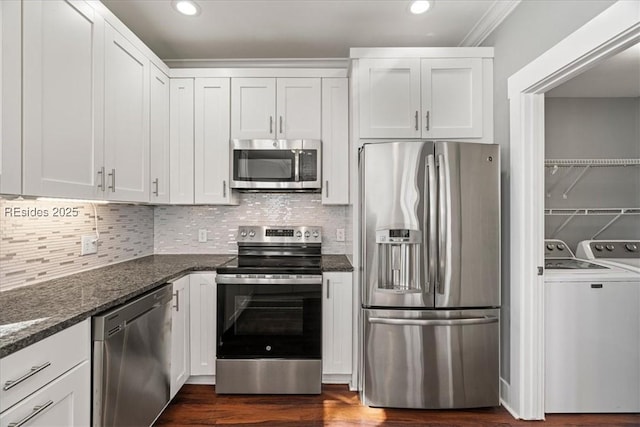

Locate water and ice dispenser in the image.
[376,229,422,292]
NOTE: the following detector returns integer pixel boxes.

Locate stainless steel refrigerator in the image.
[360,140,500,409]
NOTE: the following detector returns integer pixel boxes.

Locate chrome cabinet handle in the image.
[414,111,419,131]
[325,180,329,198]
[426,111,430,131]
[7,400,54,427]
[153,178,159,196]
[97,166,105,191]
[279,116,283,134]
[369,316,498,327]
[269,116,273,134]
[223,180,227,198]
[108,168,116,192]
[326,279,330,299]
[3,362,51,391]
[426,154,437,294]
[437,153,446,294]
[173,290,180,312]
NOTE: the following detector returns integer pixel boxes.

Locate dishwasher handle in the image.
[93,284,172,341]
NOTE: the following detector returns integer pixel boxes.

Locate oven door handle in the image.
[216,275,323,285]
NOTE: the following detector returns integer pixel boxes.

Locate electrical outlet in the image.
[198,229,208,243]
[336,228,345,242]
[81,235,98,255]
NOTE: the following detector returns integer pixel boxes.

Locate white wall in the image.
[545,97,640,249]
[481,0,616,387]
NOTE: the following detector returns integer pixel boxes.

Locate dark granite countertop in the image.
[0,254,353,358]
[321,255,354,272]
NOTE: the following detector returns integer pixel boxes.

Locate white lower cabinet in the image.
[322,272,353,382]
[0,361,90,427]
[170,275,190,398]
[0,320,90,427]
[189,273,217,378]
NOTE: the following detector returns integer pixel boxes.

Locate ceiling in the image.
[547,43,640,97]
[101,0,505,62]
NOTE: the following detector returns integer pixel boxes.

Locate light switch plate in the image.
[198,229,207,243]
[81,235,98,255]
[336,228,345,242]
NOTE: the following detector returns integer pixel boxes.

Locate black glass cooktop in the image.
[217,255,322,275]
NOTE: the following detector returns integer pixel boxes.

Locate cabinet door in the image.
[321,78,349,205]
[231,78,276,139]
[0,0,21,195]
[189,273,216,376]
[104,23,149,202]
[23,0,104,199]
[194,78,237,204]
[358,58,421,139]
[170,276,190,398]
[0,361,90,427]
[421,58,483,138]
[322,272,353,376]
[169,78,194,204]
[276,78,321,139]
[149,65,170,203]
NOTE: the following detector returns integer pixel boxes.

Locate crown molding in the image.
[459,0,522,47]
[164,58,350,69]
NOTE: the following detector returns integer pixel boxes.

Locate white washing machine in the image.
[544,239,640,413]
[576,240,640,274]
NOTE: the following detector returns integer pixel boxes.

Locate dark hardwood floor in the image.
[155,385,640,426]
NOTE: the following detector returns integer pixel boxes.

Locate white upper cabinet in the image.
[169,78,195,204]
[231,77,321,139]
[23,0,105,199]
[421,58,482,139]
[104,23,150,202]
[321,78,349,205]
[149,64,170,203]
[358,59,421,139]
[276,78,321,139]
[194,78,238,205]
[358,55,490,140]
[0,0,22,195]
[231,78,276,139]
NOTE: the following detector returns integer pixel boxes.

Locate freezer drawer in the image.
[362,308,499,409]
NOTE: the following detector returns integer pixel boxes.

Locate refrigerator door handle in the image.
[437,153,447,294]
[368,316,498,327]
[426,154,438,294]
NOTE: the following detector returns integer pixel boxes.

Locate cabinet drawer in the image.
[0,361,90,427]
[0,320,90,413]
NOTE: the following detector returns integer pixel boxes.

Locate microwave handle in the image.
[294,150,300,182]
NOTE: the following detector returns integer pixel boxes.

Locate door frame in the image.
[505,1,639,420]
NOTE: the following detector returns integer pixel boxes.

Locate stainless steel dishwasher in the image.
[92,284,172,427]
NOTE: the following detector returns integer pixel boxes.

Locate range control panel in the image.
[544,239,574,259]
[237,225,322,244]
[585,241,639,259]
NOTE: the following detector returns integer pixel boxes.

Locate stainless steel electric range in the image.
[215,225,323,394]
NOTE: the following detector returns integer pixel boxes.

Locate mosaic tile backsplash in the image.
[155,193,350,254]
[0,200,154,291]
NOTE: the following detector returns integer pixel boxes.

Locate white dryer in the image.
[544,239,640,413]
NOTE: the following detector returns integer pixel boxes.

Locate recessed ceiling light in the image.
[410,0,432,15]
[172,0,201,16]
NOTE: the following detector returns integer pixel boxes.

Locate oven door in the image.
[216,276,322,359]
[230,139,321,190]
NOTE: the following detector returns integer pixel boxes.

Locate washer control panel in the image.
[586,240,640,259]
[545,239,575,259]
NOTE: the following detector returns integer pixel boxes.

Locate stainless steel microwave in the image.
[230,139,321,191]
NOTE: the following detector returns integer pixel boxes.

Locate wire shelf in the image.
[544,208,640,238]
[545,158,640,167]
